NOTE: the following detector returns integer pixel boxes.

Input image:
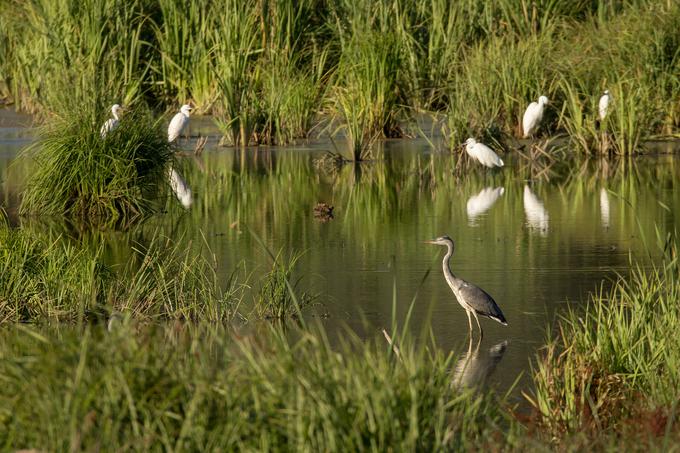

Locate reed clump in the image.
[0,0,678,151]
[20,106,173,226]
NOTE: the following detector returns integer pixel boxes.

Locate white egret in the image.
[522,95,549,138]
[100,104,122,138]
[598,90,611,121]
[466,187,505,224]
[523,185,549,235]
[168,104,193,143]
[464,138,504,168]
[168,167,193,208]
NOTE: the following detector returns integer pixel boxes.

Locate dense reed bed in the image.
[1,0,677,155]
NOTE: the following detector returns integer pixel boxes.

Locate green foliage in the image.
[529,242,680,438]
[0,0,678,150]
[0,223,242,323]
[0,322,511,450]
[0,221,108,323]
[20,105,173,225]
[255,250,313,319]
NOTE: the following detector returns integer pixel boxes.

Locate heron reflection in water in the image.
[466,187,505,225]
[426,235,507,339]
[452,338,509,389]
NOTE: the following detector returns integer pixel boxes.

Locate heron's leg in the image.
[473,311,483,340]
[466,310,473,336]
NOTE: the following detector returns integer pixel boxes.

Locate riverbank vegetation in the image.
[0,0,677,154]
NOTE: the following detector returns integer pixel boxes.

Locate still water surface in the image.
[2,111,679,401]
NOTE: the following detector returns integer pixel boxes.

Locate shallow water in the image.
[2,109,680,404]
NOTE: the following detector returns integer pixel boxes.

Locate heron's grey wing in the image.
[457,281,507,325]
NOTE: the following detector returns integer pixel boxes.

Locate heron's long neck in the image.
[112,111,119,120]
[442,243,457,286]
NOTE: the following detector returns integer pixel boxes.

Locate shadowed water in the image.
[2,110,680,403]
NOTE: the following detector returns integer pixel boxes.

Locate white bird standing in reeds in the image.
[464,138,504,168]
[522,95,549,138]
[598,90,611,121]
[168,104,193,143]
[100,104,122,138]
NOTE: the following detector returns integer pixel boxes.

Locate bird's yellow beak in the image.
[424,240,437,244]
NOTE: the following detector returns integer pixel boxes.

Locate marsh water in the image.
[2,109,680,403]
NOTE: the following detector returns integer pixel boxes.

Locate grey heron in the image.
[426,235,507,337]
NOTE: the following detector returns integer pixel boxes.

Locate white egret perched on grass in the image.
[598,90,611,120]
[168,104,193,143]
[100,104,122,138]
[464,138,504,168]
[522,95,549,138]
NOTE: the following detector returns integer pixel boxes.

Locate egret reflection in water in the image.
[168,167,193,209]
[600,187,610,229]
[523,185,549,235]
[466,187,505,225]
[452,339,509,388]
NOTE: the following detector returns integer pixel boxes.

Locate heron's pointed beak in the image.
[424,240,437,244]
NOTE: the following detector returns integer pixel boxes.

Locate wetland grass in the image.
[20,106,173,225]
[0,221,241,323]
[0,321,513,450]
[528,244,680,442]
[254,250,314,319]
[1,0,678,147]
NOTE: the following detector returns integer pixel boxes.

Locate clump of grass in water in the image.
[0,216,109,323]
[255,250,314,319]
[20,106,173,226]
[0,223,246,323]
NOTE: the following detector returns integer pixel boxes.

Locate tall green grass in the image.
[528,241,680,438]
[0,321,512,450]
[0,0,678,149]
[0,0,149,115]
[20,105,173,225]
[0,221,241,323]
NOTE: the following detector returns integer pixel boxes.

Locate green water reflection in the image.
[3,135,680,397]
